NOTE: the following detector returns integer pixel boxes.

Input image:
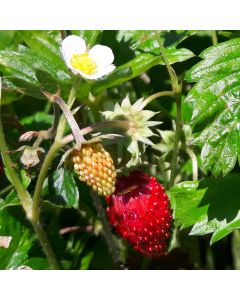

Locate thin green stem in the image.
[169,95,182,188]
[0,184,13,196]
[154,31,182,187]
[211,30,218,46]
[44,101,52,114]
[32,222,61,270]
[144,90,175,106]
[232,230,240,270]
[32,136,43,148]
[30,76,81,269]
[32,141,62,222]
[0,101,32,219]
[144,90,175,119]
[31,141,62,270]
[32,77,81,221]
[1,77,60,269]
[154,31,179,92]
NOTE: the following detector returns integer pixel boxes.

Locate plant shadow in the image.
[197,174,240,223]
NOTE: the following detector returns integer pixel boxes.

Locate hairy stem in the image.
[0,82,32,218]
[62,120,130,145]
[1,78,60,269]
[32,77,81,220]
[0,124,33,217]
[154,31,179,92]
[32,222,61,269]
[55,76,81,143]
[211,30,218,46]
[169,95,182,187]
[30,76,81,269]
[154,31,182,187]
[42,90,85,147]
[91,191,120,267]
[232,230,240,270]
[144,90,175,105]
[32,141,62,222]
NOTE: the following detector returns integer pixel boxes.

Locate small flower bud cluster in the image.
[72,143,116,196]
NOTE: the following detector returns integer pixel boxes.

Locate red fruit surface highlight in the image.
[106,171,172,257]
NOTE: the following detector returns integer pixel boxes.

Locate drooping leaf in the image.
[185,38,240,176]
[167,174,240,244]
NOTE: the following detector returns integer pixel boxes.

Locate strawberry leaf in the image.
[78,30,102,47]
[0,191,20,211]
[185,38,240,176]
[0,31,75,100]
[0,208,36,269]
[42,168,79,209]
[167,174,240,244]
[92,30,194,95]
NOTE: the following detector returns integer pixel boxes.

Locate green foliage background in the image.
[1,30,240,270]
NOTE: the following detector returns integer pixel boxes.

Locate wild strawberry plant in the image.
[0,30,240,270]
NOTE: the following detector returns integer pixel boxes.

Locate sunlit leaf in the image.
[185,38,240,176]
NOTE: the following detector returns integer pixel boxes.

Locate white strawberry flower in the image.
[60,35,115,80]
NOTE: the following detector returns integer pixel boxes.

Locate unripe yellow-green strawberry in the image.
[71,143,116,196]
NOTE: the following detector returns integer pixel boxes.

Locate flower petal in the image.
[61,35,86,68]
[89,45,114,69]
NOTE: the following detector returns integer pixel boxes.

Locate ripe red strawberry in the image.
[106,171,172,257]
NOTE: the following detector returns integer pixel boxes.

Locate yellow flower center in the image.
[70,53,97,75]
